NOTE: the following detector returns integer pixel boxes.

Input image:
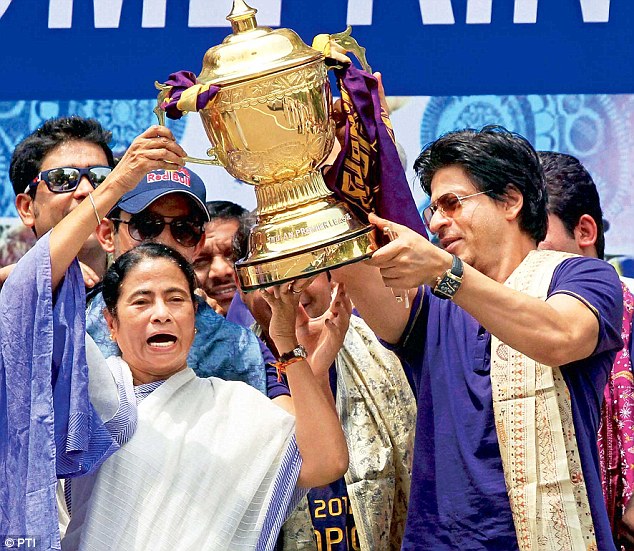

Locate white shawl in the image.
[63,359,296,551]
[491,250,596,550]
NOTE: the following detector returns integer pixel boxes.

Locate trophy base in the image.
[236,224,376,291]
[235,169,377,291]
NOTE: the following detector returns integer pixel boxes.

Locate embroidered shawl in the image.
[280,316,416,550]
[491,250,596,550]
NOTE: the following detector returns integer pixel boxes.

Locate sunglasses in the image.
[423,191,489,228]
[110,212,205,248]
[28,166,112,194]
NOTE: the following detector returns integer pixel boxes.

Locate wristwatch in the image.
[278,344,308,363]
[432,255,463,300]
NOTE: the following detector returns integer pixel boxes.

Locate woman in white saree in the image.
[62,243,349,550]
[17,125,349,550]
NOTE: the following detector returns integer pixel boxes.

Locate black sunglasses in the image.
[110,212,205,248]
[28,166,112,194]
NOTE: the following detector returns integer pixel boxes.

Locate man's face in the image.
[539,214,582,256]
[113,194,205,263]
[299,273,333,318]
[17,140,108,237]
[193,218,239,313]
[427,165,506,275]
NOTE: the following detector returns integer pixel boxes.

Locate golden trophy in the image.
[155,0,375,291]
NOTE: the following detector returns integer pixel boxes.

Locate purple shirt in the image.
[390,256,623,550]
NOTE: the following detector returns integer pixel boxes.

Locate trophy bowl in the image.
[157,0,376,291]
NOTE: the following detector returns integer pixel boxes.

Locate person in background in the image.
[193,200,250,315]
[88,169,271,396]
[538,150,634,549]
[2,116,114,288]
[0,223,36,274]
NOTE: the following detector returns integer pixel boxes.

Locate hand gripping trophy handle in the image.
[153,81,223,167]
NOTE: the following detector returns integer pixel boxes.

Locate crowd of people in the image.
[0,79,632,551]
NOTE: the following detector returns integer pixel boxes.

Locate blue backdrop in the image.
[1,0,631,98]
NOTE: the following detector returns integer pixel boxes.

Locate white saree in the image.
[63,358,298,551]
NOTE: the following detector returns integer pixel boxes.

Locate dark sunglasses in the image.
[423,191,489,228]
[110,212,205,248]
[28,166,112,194]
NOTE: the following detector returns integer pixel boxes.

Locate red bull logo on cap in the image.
[146,169,191,188]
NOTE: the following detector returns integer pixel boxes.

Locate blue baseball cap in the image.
[111,168,210,221]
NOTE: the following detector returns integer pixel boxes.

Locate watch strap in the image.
[278,344,307,362]
[432,255,464,300]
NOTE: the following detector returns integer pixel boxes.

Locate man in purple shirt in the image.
[334,125,623,550]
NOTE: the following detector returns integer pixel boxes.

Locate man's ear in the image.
[503,185,524,222]
[95,219,116,253]
[574,214,598,252]
[15,193,36,231]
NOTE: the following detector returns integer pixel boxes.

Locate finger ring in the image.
[289,283,302,294]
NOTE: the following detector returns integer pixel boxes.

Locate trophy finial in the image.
[227,0,258,33]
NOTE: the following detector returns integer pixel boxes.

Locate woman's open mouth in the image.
[147,333,177,349]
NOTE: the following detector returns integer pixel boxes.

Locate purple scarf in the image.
[324,65,427,237]
[0,234,119,550]
[159,70,219,120]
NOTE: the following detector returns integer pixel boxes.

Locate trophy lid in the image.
[198,0,322,87]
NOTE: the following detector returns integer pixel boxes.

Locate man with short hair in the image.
[538,150,634,548]
[4,116,115,286]
[334,126,623,550]
[88,168,269,395]
[538,151,607,259]
[193,200,250,315]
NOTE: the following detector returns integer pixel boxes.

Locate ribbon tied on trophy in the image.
[155,70,220,122]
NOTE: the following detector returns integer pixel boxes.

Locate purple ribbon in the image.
[160,70,220,120]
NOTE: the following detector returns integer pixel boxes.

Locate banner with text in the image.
[0,0,632,258]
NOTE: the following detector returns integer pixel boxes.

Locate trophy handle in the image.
[329,27,372,74]
[153,81,223,167]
